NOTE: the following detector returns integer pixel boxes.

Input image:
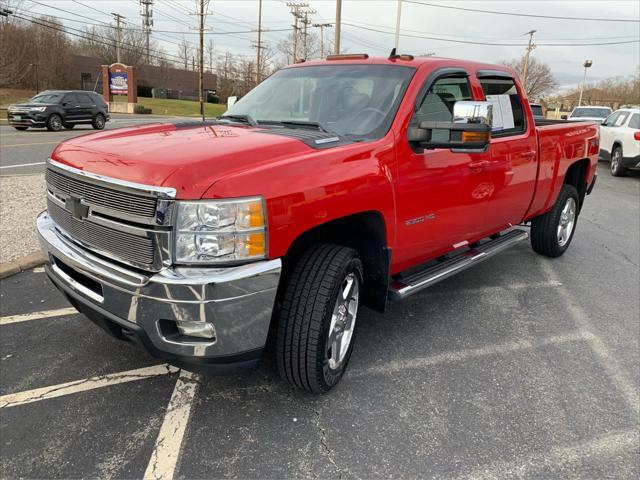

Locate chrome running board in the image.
[388,229,529,301]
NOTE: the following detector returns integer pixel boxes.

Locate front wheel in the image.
[531,184,579,257]
[610,146,626,177]
[92,113,106,130]
[276,244,363,393]
[46,114,63,132]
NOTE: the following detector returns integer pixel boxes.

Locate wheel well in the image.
[282,212,390,312]
[563,158,589,210]
[612,141,622,152]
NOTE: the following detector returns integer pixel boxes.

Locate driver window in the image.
[413,76,471,142]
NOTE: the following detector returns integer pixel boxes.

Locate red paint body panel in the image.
[50,56,598,275]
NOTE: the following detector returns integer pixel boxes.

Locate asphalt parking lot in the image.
[0,158,638,478]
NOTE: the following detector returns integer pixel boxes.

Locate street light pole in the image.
[578,59,593,107]
[394,0,402,50]
[334,0,342,54]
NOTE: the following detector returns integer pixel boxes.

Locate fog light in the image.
[176,321,216,339]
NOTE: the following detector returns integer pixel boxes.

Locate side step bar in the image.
[388,229,529,301]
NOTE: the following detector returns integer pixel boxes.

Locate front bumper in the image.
[7,112,46,127]
[37,211,282,373]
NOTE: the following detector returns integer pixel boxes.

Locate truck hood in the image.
[51,122,320,199]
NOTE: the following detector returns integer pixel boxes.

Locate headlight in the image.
[174,197,266,264]
[29,106,47,112]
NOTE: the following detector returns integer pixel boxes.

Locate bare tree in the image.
[177,36,193,70]
[503,57,556,100]
[206,38,215,73]
[78,23,152,66]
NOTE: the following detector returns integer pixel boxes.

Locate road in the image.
[0,114,189,175]
[0,161,638,479]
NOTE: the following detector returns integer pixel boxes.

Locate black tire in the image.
[92,113,106,130]
[46,114,63,132]
[13,126,28,131]
[531,184,579,257]
[610,146,626,177]
[63,124,75,130]
[276,244,363,393]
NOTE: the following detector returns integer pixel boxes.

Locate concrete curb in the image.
[0,252,47,280]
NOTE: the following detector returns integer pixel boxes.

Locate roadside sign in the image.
[108,63,129,95]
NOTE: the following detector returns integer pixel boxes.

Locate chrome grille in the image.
[48,199,156,266]
[46,168,158,218]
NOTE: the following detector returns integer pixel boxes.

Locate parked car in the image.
[563,105,612,124]
[529,103,545,121]
[37,55,599,393]
[7,90,109,131]
[599,107,640,176]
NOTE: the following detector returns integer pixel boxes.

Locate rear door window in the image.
[479,78,526,136]
[78,93,95,104]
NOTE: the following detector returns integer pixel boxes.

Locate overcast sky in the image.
[22,0,640,91]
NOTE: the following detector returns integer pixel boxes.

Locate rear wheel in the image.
[276,244,363,393]
[92,113,106,130]
[610,146,626,177]
[46,114,63,132]
[531,184,579,257]
[13,126,28,131]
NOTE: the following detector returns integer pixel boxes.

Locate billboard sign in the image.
[108,64,128,95]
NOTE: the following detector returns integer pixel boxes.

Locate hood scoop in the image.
[256,128,351,150]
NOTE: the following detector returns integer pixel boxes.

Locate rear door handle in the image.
[468,160,489,169]
[521,151,536,158]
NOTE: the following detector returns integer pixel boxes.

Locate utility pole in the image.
[256,0,263,83]
[578,59,593,107]
[198,0,205,120]
[29,63,38,92]
[394,0,402,50]
[301,9,316,60]
[521,30,536,93]
[312,23,332,58]
[287,3,308,64]
[111,13,126,63]
[334,0,342,54]
[140,0,153,64]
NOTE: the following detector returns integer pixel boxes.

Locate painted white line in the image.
[456,430,638,480]
[539,261,640,416]
[144,370,199,480]
[0,161,46,169]
[352,331,593,378]
[0,364,179,408]
[0,307,79,325]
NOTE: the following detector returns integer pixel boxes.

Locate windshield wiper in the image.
[259,119,340,137]
[217,114,259,127]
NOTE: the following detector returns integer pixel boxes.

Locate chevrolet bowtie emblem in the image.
[65,195,90,221]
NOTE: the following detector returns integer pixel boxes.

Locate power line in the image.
[403,1,640,23]
[341,22,640,47]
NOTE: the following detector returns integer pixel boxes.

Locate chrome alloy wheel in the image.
[557,197,576,247]
[611,149,621,174]
[326,272,359,370]
[50,115,62,130]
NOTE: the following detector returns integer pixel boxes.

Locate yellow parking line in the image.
[0,307,78,325]
[0,364,179,408]
[2,141,59,148]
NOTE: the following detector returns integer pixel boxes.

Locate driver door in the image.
[394,72,494,269]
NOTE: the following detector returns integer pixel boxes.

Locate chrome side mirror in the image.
[408,101,493,151]
[452,101,493,127]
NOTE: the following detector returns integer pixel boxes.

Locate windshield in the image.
[29,93,62,104]
[530,105,543,117]
[224,64,416,139]
[570,107,611,118]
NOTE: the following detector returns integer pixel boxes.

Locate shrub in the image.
[134,105,152,114]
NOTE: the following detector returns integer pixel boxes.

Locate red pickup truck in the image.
[37,54,599,393]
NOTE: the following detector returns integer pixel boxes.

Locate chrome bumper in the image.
[37,211,281,367]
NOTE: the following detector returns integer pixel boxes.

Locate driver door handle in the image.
[468,160,489,170]
[521,150,536,158]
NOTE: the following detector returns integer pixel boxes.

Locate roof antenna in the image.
[389,47,397,59]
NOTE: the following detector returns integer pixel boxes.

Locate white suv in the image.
[599,108,640,176]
